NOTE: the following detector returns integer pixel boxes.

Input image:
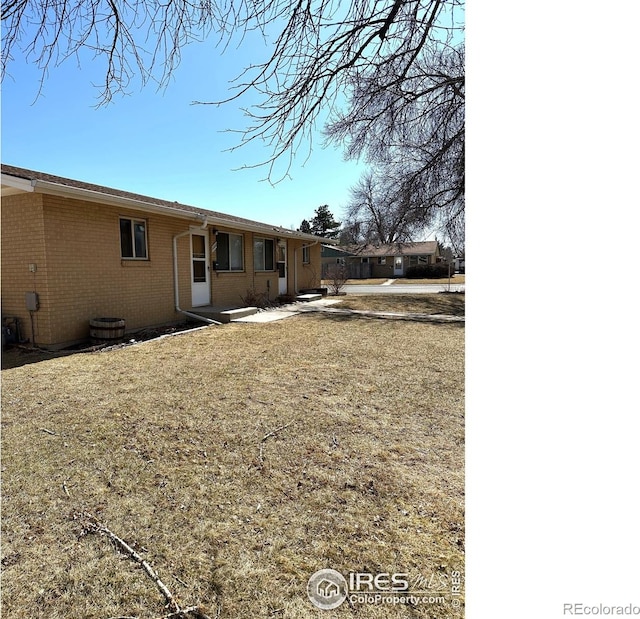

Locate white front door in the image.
[191,231,210,306]
[394,256,404,276]
[277,240,287,295]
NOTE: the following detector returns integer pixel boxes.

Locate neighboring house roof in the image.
[0,164,337,244]
[320,244,356,257]
[343,241,439,257]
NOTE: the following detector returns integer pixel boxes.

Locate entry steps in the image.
[215,307,259,323]
[295,293,322,302]
[190,294,322,324]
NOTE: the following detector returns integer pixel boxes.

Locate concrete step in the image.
[218,307,259,323]
[296,293,322,302]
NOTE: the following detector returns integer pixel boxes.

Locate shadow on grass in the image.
[300,308,465,326]
[1,346,78,370]
[1,322,204,370]
[335,293,465,317]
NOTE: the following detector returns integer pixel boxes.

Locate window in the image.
[361,257,369,264]
[216,232,244,271]
[253,237,275,271]
[377,257,386,265]
[192,234,207,283]
[302,245,310,264]
[120,218,148,259]
[409,255,431,266]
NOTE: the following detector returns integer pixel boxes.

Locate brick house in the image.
[1,165,330,349]
[322,242,441,278]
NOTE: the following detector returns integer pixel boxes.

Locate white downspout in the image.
[294,240,319,293]
[173,219,221,325]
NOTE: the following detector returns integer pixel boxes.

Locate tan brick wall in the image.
[210,227,257,307]
[295,241,323,290]
[2,193,326,347]
[39,194,200,345]
[209,232,322,305]
[1,193,53,345]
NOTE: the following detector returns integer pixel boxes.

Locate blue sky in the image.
[1,27,369,231]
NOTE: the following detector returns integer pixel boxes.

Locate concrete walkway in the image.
[233,298,464,324]
[232,298,342,323]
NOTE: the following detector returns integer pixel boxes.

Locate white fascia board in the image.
[197,215,338,244]
[30,179,206,222]
[1,174,36,195]
[24,177,338,243]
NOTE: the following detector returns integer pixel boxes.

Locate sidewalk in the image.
[232,298,342,323]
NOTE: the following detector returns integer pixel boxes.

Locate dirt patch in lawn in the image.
[337,293,465,316]
[1,314,464,618]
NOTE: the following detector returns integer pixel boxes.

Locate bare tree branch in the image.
[3,0,464,236]
[335,41,464,250]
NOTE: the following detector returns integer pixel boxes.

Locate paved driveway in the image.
[342,283,465,294]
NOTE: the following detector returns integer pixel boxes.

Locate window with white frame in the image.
[120,218,148,259]
[377,257,386,265]
[302,245,310,264]
[253,237,275,271]
[216,232,244,271]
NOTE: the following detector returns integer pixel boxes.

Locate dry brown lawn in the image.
[338,293,465,316]
[321,278,388,286]
[1,313,464,618]
[392,275,465,285]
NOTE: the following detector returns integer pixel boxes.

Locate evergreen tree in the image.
[309,205,341,239]
[298,219,312,234]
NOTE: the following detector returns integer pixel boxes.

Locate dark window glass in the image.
[217,233,230,270]
[134,222,147,258]
[120,219,133,257]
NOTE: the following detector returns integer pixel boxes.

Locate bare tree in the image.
[344,170,431,244]
[325,263,349,296]
[2,0,463,182]
[333,42,465,251]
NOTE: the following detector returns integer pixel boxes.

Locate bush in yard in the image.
[276,294,296,304]
[240,288,272,308]
[326,264,349,295]
[406,263,453,279]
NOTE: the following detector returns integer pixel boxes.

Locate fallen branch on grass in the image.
[261,422,293,443]
[107,610,207,619]
[258,422,293,467]
[76,512,212,619]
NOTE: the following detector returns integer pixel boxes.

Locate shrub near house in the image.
[406,263,453,279]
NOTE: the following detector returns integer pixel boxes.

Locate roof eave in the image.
[5,174,337,242]
[1,173,36,195]
[29,178,203,222]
